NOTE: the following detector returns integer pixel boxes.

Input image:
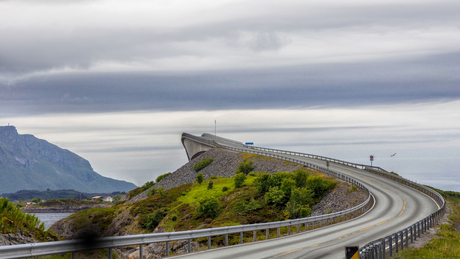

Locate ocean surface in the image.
[34,213,74,229]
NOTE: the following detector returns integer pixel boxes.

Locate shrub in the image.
[293,169,309,188]
[142,209,167,232]
[290,187,313,205]
[245,198,263,213]
[194,158,214,172]
[147,187,157,197]
[156,172,171,183]
[264,187,285,206]
[222,186,229,192]
[234,173,246,188]
[281,178,296,200]
[140,181,155,192]
[196,197,219,218]
[268,171,293,188]
[285,200,301,219]
[196,173,204,185]
[233,200,247,213]
[306,176,336,199]
[300,206,311,218]
[236,160,254,175]
[171,214,178,221]
[254,172,271,194]
[31,198,41,203]
[207,180,214,190]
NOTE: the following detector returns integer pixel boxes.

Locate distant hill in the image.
[0,126,137,193]
[1,189,125,201]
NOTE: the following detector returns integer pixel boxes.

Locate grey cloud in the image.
[1,51,459,117]
[1,1,459,76]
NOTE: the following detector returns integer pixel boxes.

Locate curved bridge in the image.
[181,133,445,259]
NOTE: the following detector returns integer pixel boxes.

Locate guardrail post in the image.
[225,234,228,246]
[139,244,143,258]
[400,232,404,251]
[277,227,280,237]
[296,224,300,233]
[188,238,191,253]
[208,236,211,249]
[405,229,408,247]
[418,222,421,238]
[382,238,385,259]
[108,248,112,259]
[411,226,414,243]
[395,234,399,253]
[288,225,291,235]
[72,252,76,259]
[253,230,257,241]
[240,232,244,244]
[266,228,269,239]
[389,236,393,257]
[166,241,170,256]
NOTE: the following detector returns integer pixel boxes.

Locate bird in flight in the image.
[391,153,397,157]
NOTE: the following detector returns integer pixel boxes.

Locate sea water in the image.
[34,213,74,230]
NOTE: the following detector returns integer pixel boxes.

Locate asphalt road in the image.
[175,138,438,259]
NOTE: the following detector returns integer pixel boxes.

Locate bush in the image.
[245,198,263,213]
[147,188,157,197]
[222,186,229,192]
[280,178,296,200]
[196,173,204,185]
[31,198,41,203]
[142,209,167,232]
[196,197,219,218]
[254,172,271,194]
[306,176,337,199]
[207,180,214,190]
[194,158,214,172]
[290,187,313,205]
[140,181,155,192]
[156,172,171,183]
[285,200,301,219]
[234,173,246,188]
[264,187,285,206]
[293,169,309,188]
[268,171,293,188]
[171,214,178,221]
[300,206,311,218]
[236,160,254,175]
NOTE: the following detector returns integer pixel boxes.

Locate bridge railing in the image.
[247,145,388,172]
[0,143,373,259]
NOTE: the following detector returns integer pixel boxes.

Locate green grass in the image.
[177,176,256,205]
[394,191,460,258]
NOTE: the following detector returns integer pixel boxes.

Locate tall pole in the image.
[215,120,217,142]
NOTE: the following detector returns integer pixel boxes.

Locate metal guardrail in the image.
[248,145,388,172]
[0,139,373,259]
[358,168,445,258]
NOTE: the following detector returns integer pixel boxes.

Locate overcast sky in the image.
[1,0,459,191]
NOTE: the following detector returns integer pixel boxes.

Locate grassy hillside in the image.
[0,198,58,242]
[394,190,460,258]
[53,168,339,241]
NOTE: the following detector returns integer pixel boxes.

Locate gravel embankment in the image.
[127,148,305,203]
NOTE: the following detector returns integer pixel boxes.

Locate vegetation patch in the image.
[193,158,214,172]
[0,198,57,241]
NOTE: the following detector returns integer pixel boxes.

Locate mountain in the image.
[0,126,137,193]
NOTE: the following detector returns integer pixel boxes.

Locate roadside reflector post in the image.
[345,246,359,259]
